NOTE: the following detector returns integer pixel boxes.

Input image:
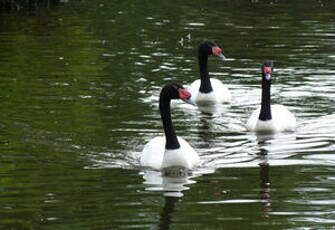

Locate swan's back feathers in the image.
[246,104,296,133]
[141,136,200,170]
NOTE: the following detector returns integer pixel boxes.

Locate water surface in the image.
[0,0,335,229]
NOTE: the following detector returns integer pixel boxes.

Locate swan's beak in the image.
[265,73,272,80]
[179,89,195,105]
[182,98,196,106]
[217,53,226,60]
[212,46,226,60]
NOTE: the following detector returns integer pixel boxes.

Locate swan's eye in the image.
[212,46,222,56]
[179,89,191,100]
[263,67,273,75]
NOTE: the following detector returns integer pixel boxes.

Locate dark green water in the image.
[1,0,335,229]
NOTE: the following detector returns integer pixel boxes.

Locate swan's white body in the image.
[188,78,231,105]
[246,104,296,133]
[140,136,200,170]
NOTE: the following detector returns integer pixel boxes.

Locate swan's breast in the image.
[188,78,231,105]
[162,137,199,169]
[246,105,296,133]
[141,136,200,170]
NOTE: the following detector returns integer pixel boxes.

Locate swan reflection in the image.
[159,196,179,230]
[259,161,272,217]
[256,146,272,217]
[197,104,219,115]
[141,167,198,197]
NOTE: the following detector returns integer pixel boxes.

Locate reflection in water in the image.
[258,148,272,218]
[259,162,272,217]
[197,115,216,148]
[197,104,219,115]
[196,102,231,116]
[255,133,276,146]
[141,169,197,197]
[257,137,272,217]
[159,196,179,230]
[142,168,200,229]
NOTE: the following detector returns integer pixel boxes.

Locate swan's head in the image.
[199,40,226,60]
[262,61,274,81]
[165,83,195,105]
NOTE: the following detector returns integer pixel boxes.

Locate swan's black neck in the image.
[259,77,272,121]
[159,92,180,150]
[198,51,213,93]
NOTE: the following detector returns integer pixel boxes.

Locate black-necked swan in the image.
[140,83,200,170]
[246,61,296,133]
[188,40,231,106]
